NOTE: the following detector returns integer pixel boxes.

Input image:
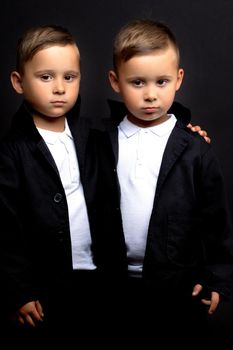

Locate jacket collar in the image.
[8,95,85,173]
[11,95,82,141]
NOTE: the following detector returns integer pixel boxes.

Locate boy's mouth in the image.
[142,107,159,113]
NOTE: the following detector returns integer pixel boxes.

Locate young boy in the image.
[91,19,233,348]
[0,24,105,347]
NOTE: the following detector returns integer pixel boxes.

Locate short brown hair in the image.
[113,19,180,71]
[16,24,77,74]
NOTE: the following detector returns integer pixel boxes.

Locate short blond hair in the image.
[113,19,180,71]
[16,24,77,74]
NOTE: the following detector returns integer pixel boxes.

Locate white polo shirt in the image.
[37,119,96,270]
[117,114,177,276]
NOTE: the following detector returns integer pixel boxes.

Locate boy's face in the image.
[109,46,184,127]
[11,44,80,123]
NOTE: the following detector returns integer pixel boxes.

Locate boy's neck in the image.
[33,113,66,132]
[127,113,169,128]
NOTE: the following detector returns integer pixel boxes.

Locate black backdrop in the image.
[0,0,233,345]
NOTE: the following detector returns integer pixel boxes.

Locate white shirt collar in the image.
[119,114,177,138]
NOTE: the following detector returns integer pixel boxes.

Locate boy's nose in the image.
[144,88,157,101]
[53,81,65,94]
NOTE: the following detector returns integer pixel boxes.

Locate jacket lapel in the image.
[65,95,89,174]
[71,118,90,174]
[37,139,59,174]
[155,123,190,200]
[108,128,119,165]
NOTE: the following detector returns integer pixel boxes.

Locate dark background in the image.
[0,0,233,345]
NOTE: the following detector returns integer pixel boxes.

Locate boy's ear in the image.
[10,71,24,94]
[108,70,120,93]
[175,68,184,91]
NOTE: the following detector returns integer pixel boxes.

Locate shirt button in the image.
[54,193,63,203]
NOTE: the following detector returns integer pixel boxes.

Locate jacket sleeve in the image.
[200,146,233,299]
[0,144,38,313]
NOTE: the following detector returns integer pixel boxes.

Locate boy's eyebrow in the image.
[125,74,173,80]
[156,74,173,79]
[125,75,145,80]
[63,70,81,75]
[34,69,80,75]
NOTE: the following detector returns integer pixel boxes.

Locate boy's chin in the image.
[128,113,168,126]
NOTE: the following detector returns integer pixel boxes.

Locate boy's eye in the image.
[157,79,168,86]
[132,79,144,87]
[41,74,52,81]
[64,75,74,81]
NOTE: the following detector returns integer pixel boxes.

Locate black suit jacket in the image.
[0,97,98,312]
[90,104,233,299]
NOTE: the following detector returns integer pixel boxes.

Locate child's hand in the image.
[16,300,44,327]
[192,283,220,314]
[187,123,211,144]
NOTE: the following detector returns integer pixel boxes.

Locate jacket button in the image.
[58,230,64,242]
[54,193,63,203]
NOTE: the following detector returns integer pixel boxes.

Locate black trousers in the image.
[109,276,209,349]
[2,270,111,349]
[1,273,213,349]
